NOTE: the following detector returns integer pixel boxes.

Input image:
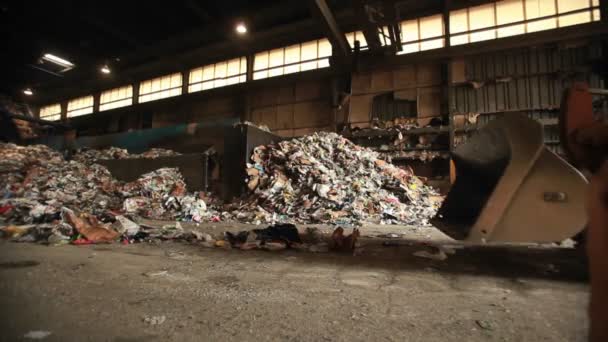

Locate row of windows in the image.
[39,38,335,120]
[39,103,62,121]
[253,38,332,80]
[449,0,600,46]
[189,57,247,92]
[100,85,133,111]
[139,73,182,103]
[397,0,600,55]
[39,0,600,120]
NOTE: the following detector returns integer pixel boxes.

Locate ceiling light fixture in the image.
[42,53,74,68]
[101,65,111,74]
[235,23,247,34]
[23,88,33,96]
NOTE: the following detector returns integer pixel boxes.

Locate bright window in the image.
[67,95,94,117]
[345,31,369,50]
[39,104,61,121]
[253,38,332,80]
[189,57,246,93]
[525,0,557,32]
[379,26,393,46]
[450,0,598,46]
[100,85,133,111]
[398,14,444,55]
[450,9,469,45]
[469,4,496,43]
[419,15,444,50]
[557,0,592,27]
[496,0,525,38]
[139,73,182,103]
[346,30,392,50]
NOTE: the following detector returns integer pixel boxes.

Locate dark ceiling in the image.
[1,0,462,101]
[0,0,321,96]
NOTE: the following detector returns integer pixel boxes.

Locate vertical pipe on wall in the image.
[443,0,456,153]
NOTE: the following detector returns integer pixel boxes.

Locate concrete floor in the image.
[0,223,590,342]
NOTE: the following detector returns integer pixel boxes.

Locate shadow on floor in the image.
[128,235,588,284]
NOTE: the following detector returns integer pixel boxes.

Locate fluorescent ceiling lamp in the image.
[101,65,111,74]
[43,53,74,67]
[23,88,33,96]
[236,23,247,34]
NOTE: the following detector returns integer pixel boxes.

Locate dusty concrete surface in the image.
[0,224,590,342]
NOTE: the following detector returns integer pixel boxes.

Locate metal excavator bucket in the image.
[431,114,588,243]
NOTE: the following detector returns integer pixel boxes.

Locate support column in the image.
[132,81,140,105]
[246,54,254,82]
[443,0,451,48]
[60,102,68,121]
[93,93,100,113]
[181,70,189,96]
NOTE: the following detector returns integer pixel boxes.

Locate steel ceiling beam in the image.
[80,16,139,48]
[184,0,214,24]
[309,0,351,57]
[352,0,383,51]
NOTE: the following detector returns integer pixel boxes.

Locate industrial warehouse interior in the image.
[1,0,607,341]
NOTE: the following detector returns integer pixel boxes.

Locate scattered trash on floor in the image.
[112,215,140,236]
[475,319,494,331]
[225,223,302,251]
[143,270,169,277]
[143,315,167,325]
[23,331,52,340]
[0,224,33,239]
[63,209,119,243]
[330,227,360,253]
[413,246,448,261]
[378,233,401,239]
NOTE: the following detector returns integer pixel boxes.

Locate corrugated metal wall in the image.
[371,93,417,121]
[452,42,604,114]
[452,41,605,154]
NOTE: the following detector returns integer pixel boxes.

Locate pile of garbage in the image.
[73,147,181,165]
[235,132,442,225]
[0,143,217,243]
[1,144,123,220]
[384,150,450,162]
[121,168,217,222]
